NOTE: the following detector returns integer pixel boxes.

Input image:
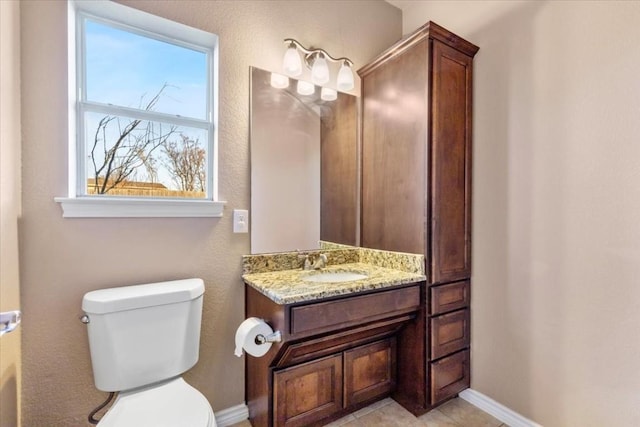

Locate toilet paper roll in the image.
[234,317,274,358]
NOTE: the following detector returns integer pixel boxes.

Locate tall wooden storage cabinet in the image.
[358,21,478,413]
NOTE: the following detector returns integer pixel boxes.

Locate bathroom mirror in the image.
[250,67,358,254]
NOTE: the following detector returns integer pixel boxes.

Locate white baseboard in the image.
[215,403,249,427]
[459,389,543,427]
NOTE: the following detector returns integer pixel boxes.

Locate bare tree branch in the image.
[162,133,207,192]
[89,84,177,194]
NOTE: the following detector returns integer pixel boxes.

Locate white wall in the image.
[0,1,22,426]
[18,1,401,424]
[396,1,640,425]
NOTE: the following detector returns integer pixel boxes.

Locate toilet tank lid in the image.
[82,278,204,314]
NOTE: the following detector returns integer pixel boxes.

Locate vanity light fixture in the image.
[296,80,315,96]
[270,72,289,89]
[282,38,355,90]
[336,60,355,91]
[321,87,337,101]
[282,42,303,76]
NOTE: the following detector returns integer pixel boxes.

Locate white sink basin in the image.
[303,271,368,283]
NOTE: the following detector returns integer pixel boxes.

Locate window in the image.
[56,1,224,217]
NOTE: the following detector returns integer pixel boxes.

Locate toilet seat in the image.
[98,377,216,427]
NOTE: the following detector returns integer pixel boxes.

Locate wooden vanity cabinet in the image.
[273,354,343,427]
[245,284,421,427]
[359,21,477,284]
[430,349,470,405]
[430,308,470,360]
[273,338,396,427]
[344,338,396,407]
[358,22,478,413]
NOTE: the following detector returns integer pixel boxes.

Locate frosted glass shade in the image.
[296,80,315,96]
[270,73,289,89]
[321,87,337,101]
[282,46,302,76]
[336,62,355,91]
[311,54,330,85]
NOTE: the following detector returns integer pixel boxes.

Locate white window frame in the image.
[56,0,225,218]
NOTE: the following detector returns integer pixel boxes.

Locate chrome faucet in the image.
[298,252,328,270]
[312,253,328,270]
[298,253,313,270]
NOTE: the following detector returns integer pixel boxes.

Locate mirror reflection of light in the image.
[401,94,424,115]
[297,80,315,96]
[365,94,424,124]
[270,72,289,89]
[321,87,337,101]
[384,87,398,100]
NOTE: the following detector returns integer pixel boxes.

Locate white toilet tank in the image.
[82,278,205,392]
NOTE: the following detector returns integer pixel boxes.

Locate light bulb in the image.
[321,87,337,101]
[270,72,289,89]
[282,44,302,76]
[336,61,355,91]
[296,80,315,96]
[311,53,330,85]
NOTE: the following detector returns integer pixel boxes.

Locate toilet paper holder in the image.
[255,330,282,345]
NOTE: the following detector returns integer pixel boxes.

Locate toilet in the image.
[82,278,216,427]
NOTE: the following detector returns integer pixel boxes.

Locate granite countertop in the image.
[242,244,426,304]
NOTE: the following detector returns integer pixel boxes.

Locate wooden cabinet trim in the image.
[430,40,473,284]
[360,38,429,255]
[290,285,420,336]
[430,280,470,315]
[430,349,470,405]
[344,339,396,407]
[430,308,470,360]
[276,315,411,368]
[273,354,343,427]
[358,21,478,77]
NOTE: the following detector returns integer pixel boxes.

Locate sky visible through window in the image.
[85,19,207,119]
[82,19,209,197]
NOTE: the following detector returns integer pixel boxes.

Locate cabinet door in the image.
[430,280,470,315]
[430,309,470,360]
[273,355,343,427]
[430,40,473,284]
[430,349,470,405]
[361,39,429,255]
[344,339,396,407]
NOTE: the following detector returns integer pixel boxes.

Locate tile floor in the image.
[230,397,506,427]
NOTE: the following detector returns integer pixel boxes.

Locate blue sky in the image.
[85,19,207,120]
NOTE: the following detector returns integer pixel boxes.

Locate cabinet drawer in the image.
[430,349,470,405]
[273,354,343,427]
[430,280,469,315]
[344,338,396,407]
[430,309,470,360]
[290,285,420,336]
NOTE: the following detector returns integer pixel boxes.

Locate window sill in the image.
[54,197,226,218]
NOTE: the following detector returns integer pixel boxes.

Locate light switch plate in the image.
[233,209,249,233]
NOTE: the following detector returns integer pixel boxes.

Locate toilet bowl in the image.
[82,279,215,427]
[97,378,215,427]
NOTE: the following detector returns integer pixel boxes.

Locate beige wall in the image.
[0,1,22,426]
[19,0,400,425]
[251,69,321,254]
[396,1,640,426]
